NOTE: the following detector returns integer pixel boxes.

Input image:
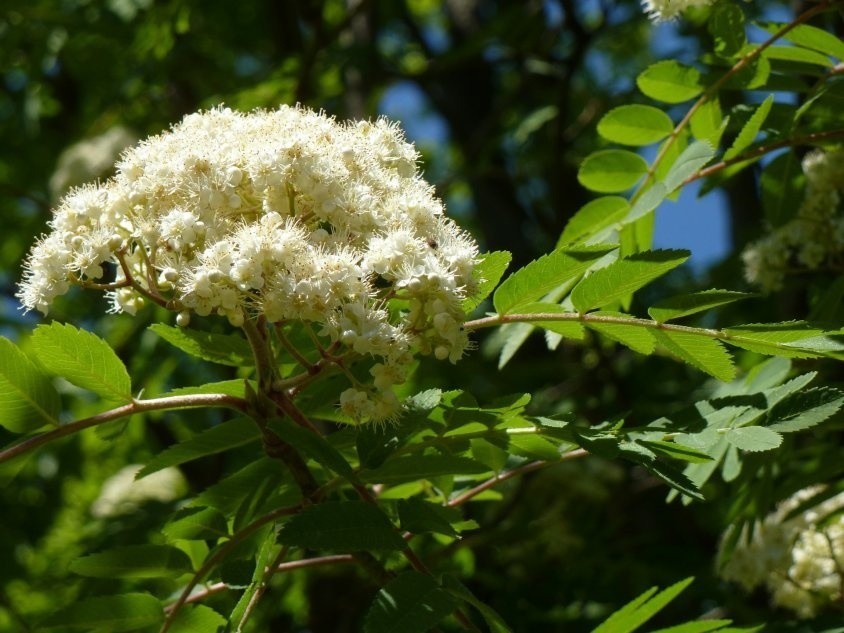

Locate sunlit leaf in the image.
[31,323,131,402]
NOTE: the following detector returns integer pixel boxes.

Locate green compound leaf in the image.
[577,150,648,193]
[597,105,674,146]
[69,545,193,579]
[493,245,615,315]
[364,572,457,633]
[759,21,844,60]
[149,323,255,367]
[558,197,630,246]
[463,251,512,313]
[31,323,131,402]
[724,426,783,452]
[0,336,60,433]
[593,577,694,633]
[138,417,260,479]
[361,455,490,486]
[652,330,735,382]
[571,250,689,313]
[648,290,751,323]
[38,593,164,632]
[169,605,227,633]
[723,95,773,161]
[279,501,406,552]
[637,61,703,104]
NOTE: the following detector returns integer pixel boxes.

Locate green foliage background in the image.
[2,1,844,631]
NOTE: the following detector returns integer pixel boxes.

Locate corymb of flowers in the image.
[18,106,481,422]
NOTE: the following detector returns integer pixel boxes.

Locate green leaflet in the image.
[361,455,489,486]
[278,501,406,552]
[592,577,694,633]
[708,3,746,59]
[762,45,835,68]
[661,141,715,193]
[69,544,193,578]
[163,506,229,541]
[169,605,227,633]
[38,593,164,632]
[558,197,630,247]
[463,251,512,313]
[596,105,673,146]
[397,499,461,536]
[650,620,733,633]
[724,426,782,452]
[268,417,355,479]
[689,98,725,147]
[652,330,735,381]
[570,249,689,313]
[636,61,703,104]
[30,322,132,402]
[493,245,615,315]
[767,387,844,433]
[758,21,844,60]
[138,417,260,478]
[364,572,456,633]
[648,289,750,323]
[443,575,513,633]
[723,322,826,358]
[585,313,656,355]
[577,150,648,193]
[723,95,773,161]
[149,323,254,367]
[0,336,60,433]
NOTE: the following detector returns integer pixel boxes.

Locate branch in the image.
[0,392,247,465]
[160,503,302,632]
[176,555,357,609]
[448,449,588,508]
[629,0,837,205]
[682,128,844,186]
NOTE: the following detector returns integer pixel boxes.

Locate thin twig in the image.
[160,504,302,632]
[448,449,588,508]
[0,392,247,465]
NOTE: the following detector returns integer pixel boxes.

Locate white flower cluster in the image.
[642,0,715,21]
[743,150,844,291]
[719,486,844,618]
[18,106,480,422]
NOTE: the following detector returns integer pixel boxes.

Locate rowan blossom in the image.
[743,150,844,291]
[642,0,716,21]
[18,106,481,422]
[719,486,844,618]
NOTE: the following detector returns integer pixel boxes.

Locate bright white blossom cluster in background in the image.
[743,149,844,292]
[719,486,844,618]
[641,0,715,21]
[18,106,480,422]
[48,126,136,200]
